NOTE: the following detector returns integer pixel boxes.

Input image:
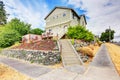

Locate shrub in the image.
[88,45,94,50]
[0,29,21,48]
[30,28,43,35]
[79,47,94,57]
[67,25,94,42]
[7,18,31,36]
[71,39,75,45]
[97,41,103,46]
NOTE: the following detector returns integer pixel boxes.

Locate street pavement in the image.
[0,57,52,78]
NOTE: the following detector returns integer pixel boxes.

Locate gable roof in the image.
[79,15,87,24]
[44,6,87,25]
[44,6,80,20]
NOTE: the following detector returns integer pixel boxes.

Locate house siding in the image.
[44,7,87,39]
[45,8,71,28]
[80,16,86,27]
[46,22,70,36]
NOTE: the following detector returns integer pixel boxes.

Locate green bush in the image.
[0,28,21,48]
[7,18,31,36]
[67,25,94,42]
[30,28,43,35]
[71,39,75,45]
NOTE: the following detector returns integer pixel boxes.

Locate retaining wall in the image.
[1,49,61,65]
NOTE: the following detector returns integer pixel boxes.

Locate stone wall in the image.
[1,49,61,65]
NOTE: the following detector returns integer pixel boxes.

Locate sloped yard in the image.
[106,43,120,75]
[80,44,100,66]
[0,63,32,80]
[12,40,57,51]
[73,39,100,65]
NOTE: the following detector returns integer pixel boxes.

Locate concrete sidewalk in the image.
[0,56,52,78]
[75,44,120,80]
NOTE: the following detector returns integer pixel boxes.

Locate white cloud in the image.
[2,0,49,29]
[67,0,120,36]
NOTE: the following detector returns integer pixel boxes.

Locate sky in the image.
[2,0,120,37]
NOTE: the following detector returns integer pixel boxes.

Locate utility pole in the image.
[109,26,111,42]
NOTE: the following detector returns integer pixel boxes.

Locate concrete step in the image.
[64,58,79,61]
[62,55,77,57]
[60,39,82,66]
[65,62,80,66]
[62,53,76,55]
[62,50,74,54]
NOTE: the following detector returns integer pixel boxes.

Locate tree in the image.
[7,18,31,36]
[100,28,115,42]
[30,28,43,35]
[0,1,7,24]
[0,28,21,48]
[67,25,94,41]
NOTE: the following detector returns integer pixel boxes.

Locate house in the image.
[44,6,87,39]
[22,34,42,43]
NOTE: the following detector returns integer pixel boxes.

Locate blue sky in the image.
[2,0,120,38]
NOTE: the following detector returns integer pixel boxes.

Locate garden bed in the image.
[71,39,100,65]
[11,40,58,51]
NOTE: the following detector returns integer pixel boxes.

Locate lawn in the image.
[106,43,120,75]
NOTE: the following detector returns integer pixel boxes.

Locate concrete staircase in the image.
[59,39,83,66]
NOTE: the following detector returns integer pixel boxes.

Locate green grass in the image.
[7,41,21,49]
[0,48,3,51]
[0,42,21,50]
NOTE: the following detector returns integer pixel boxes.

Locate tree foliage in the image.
[0,1,7,24]
[67,25,94,41]
[100,28,115,42]
[7,18,31,36]
[0,18,31,48]
[30,28,43,35]
[0,28,21,48]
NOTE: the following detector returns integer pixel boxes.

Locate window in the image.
[63,13,66,17]
[53,15,58,19]
[64,25,67,28]
[72,13,77,19]
[72,13,74,19]
[49,29,52,32]
[56,15,58,18]
[53,16,55,19]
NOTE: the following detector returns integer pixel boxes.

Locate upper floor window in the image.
[53,16,55,19]
[63,13,66,17]
[53,15,59,19]
[72,13,78,19]
[72,13,74,19]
